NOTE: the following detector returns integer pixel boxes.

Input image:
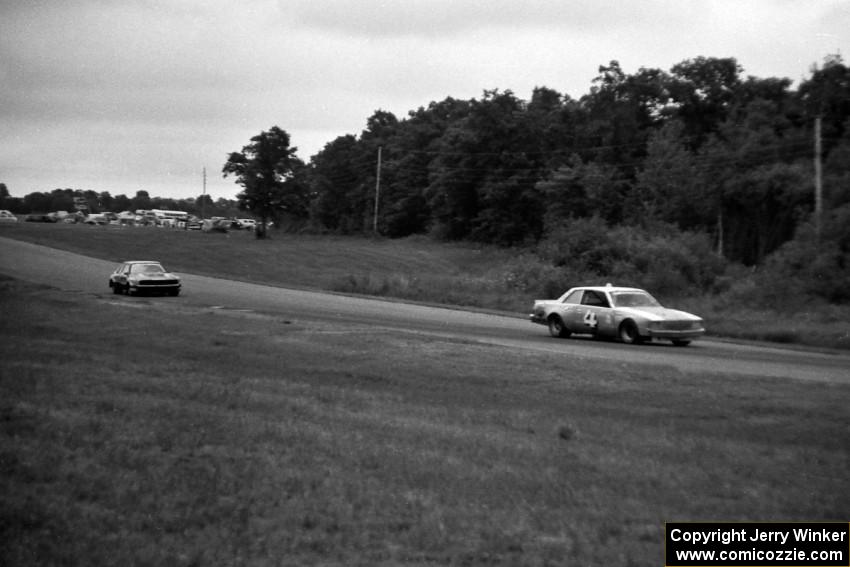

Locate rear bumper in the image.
[529,313,546,325]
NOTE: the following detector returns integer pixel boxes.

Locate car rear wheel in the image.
[619,320,644,345]
[548,316,570,338]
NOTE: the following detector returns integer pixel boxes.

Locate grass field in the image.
[1,265,848,565]
[0,222,516,307]
[2,222,849,349]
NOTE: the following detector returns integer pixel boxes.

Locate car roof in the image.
[123,260,163,265]
[570,285,646,294]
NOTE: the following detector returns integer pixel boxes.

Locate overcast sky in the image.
[1,1,847,202]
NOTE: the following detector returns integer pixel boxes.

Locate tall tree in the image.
[668,56,742,147]
[112,194,132,212]
[195,193,215,218]
[383,97,471,236]
[536,154,623,232]
[223,126,305,238]
[308,134,365,233]
[132,190,152,211]
[425,89,546,243]
[700,95,811,263]
[798,54,850,156]
[0,183,9,209]
[634,120,703,228]
[578,61,669,185]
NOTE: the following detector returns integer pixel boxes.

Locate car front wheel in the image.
[548,316,570,338]
[619,320,644,345]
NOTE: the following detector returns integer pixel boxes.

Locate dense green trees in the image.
[303,56,846,263]
[293,54,848,303]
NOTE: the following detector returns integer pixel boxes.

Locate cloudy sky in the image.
[1,1,847,201]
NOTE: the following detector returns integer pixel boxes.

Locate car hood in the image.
[616,306,700,321]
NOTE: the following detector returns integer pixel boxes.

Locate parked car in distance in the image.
[202,218,230,233]
[530,284,704,346]
[0,210,18,222]
[109,261,182,296]
[236,218,257,230]
[24,213,57,222]
[84,215,107,225]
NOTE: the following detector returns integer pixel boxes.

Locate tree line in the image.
[4,55,849,302]
[304,56,847,262]
[0,187,242,220]
[225,55,848,261]
[222,54,850,303]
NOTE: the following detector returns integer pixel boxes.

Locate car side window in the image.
[561,290,583,304]
[581,290,610,308]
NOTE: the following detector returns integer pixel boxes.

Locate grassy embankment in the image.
[2,222,848,349]
[1,274,848,565]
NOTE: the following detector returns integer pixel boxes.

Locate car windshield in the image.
[611,291,660,308]
[134,264,165,275]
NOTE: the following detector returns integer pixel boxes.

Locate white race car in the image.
[530,284,704,346]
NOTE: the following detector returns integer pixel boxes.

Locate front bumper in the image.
[529,313,546,325]
[130,281,181,294]
[647,327,705,340]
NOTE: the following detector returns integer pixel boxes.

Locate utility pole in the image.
[814,116,823,241]
[201,167,207,220]
[373,146,382,234]
[716,209,724,257]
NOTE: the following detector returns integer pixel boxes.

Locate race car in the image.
[530,284,704,346]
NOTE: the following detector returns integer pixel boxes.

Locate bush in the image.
[498,253,571,297]
[537,217,624,273]
[746,207,850,307]
[624,229,725,296]
[537,218,726,297]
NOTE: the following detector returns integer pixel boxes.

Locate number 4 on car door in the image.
[583,310,598,329]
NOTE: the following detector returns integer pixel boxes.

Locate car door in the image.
[553,289,583,332]
[567,290,613,335]
[560,289,590,333]
[587,290,617,336]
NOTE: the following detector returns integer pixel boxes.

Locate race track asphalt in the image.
[2,236,848,384]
